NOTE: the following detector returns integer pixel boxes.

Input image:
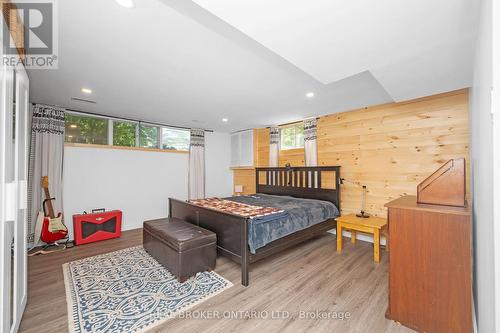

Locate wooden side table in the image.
[336,214,388,262]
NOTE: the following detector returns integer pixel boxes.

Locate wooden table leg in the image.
[374,228,380,262]
[337,223,343,252]
[351,230,356,244]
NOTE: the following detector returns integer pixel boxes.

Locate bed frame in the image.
[168,166,341,286]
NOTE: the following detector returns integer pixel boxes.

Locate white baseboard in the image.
[327,229,387,246]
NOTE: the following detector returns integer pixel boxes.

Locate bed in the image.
[168,166,341,286]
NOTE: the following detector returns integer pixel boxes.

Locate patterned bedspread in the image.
[188,197,287,222]
[192,194,339,254]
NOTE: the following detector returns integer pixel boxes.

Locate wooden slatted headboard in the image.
[255,166,341,211]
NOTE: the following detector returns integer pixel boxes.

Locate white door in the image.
[13,64,29,333]
[493,0,500,328]
[0,28,29,333]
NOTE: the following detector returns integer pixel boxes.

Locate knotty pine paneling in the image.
[317,89,469,216]
[255,128,270,167]
[279,148,305,167]
[231,89,469,212]
[233,168,256,195]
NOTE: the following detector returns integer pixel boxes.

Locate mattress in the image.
[226,193,339,254]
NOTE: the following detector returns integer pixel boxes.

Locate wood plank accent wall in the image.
[255,128,270,167]
[232,89,470,216]
[233,168,256,195]
[318,89,469,216]
[279,148,305,167]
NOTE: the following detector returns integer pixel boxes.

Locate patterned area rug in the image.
[63,246,232,333]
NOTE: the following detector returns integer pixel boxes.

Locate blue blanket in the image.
[226,194,339,254]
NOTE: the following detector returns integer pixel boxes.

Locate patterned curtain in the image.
[269,127,279,167]
[188,129,205,200]
[304,118,318,167]
[27,104,66,246]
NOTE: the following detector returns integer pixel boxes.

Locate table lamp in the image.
[339,178,370,218]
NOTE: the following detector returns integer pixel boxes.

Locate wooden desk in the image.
[336,214,387,262]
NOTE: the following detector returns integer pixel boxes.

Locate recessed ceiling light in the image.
[69,124,77,128]
[81,88,92,94]
[306,92,315,98]
[222,118,229,122]
[115,0,134,8]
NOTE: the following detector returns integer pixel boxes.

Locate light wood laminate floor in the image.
[20,229,413,333]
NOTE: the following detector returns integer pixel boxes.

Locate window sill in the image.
[64,143,189,154]
[280,148,305,153]
[230,166,255,170]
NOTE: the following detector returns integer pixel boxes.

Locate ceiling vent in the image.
[71,97,97,104]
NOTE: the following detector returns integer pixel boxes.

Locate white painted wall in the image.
[469,0,496,331]
[63,132,232,240]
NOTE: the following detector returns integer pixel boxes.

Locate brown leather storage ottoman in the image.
[143,217,216,283]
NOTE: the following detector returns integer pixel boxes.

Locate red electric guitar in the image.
[40,176,68,244]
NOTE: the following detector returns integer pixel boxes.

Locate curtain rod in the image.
[31,103,214,133]
[268,117,320,128]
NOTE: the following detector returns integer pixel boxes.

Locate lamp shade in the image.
[234,185,243,193]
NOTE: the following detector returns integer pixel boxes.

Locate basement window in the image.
[161,128,190,151]
[64,112,190,152]
[113,120,136,147]
[280,123,304,150]
[139,124,159,148]
[65,114,109,145]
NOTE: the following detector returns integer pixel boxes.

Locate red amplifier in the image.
[73,210,122,245]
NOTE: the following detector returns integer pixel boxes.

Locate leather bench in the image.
[143,217,216,283]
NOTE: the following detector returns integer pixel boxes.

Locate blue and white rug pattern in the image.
[63,246,232,333]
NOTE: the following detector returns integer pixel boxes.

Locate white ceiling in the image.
[193,0,479,100]
[28,0,479,132]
